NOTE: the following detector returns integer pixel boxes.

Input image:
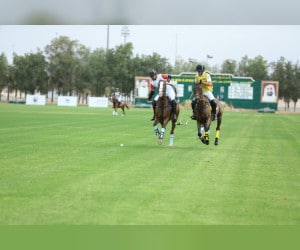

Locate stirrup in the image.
[190,115,196,120]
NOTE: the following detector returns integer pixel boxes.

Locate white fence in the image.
[26,95,46,105]
[88,97,108,108]
[57,96,78,107]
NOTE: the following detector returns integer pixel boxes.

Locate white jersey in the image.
[151,74,167,88]
[115,92,122,102]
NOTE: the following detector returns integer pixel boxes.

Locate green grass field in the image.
[0,103,299,225]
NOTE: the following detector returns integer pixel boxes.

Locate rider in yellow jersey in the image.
[191,65,218,121]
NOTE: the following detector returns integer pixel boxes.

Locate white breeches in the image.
[203,91,215,101]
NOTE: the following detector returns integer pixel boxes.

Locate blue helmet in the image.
[196,65,205,71]
[149,69,157,78]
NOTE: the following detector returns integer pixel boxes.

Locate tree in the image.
[12,52,48,95]
[291,63,300,111]
[237,55,268,80]
[270,57,289,109]
[142,52,172,76]
[45,36,83,96]
[284,61,294,110]
[270,57,300,112]
[270,57,286,100]
[88,48,107,96]
[220,59,237,75]
[0,53,9,101]
[72,44,91,103]
[6,65,15,101]
[112,43,134,95]
[249,55,269,80]
[287,62,300,112]
[173,56,195,74]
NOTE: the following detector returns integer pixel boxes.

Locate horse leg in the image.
[158,117,169,145]
[112,107,116,115]
[204,129,209,145]
[153,120,160,138]
[197,122,206,144]
[197,121,202,138]
[214,114,222,146]
[121,107,125,116]
[197,123,204,138]
[203,122,211,145]
[113,107,118,116]
[158,127,165,144]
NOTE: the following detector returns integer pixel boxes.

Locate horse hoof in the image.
[168,144,173,147]
[158,139,163,145]
[214,141,219,146]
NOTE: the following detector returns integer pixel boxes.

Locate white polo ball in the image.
[120,144,124,147]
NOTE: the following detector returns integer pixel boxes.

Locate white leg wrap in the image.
[200,126,204,134]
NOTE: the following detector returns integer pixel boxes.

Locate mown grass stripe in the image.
[0,104,299,224]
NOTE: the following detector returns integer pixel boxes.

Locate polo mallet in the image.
[185,117,189,125]
[176,115,184,125]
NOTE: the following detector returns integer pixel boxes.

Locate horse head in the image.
[194,82,205,103]
[109,95,115,102]
[158,80,167,97]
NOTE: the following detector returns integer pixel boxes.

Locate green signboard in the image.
[134,72,278,110]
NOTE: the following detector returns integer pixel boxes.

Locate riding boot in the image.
[210,99,217,121]
[150,100,156,121]
[171,100,177,120]
[190,99,196,120]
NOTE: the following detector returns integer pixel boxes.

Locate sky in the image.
[1,25,300,68]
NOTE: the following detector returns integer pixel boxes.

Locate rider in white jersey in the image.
[148,69,177,121]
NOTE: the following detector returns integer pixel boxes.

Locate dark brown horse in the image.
[111,96,129,116]
[153,80,180,146]
[193,83,223,145]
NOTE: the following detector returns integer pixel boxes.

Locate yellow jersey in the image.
[195,71,213,93]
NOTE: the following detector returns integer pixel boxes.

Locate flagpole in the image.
[175,33,178,65]
[106,25,110,50]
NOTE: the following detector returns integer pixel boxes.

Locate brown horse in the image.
[153,80,179,146]
[193,83,223,145]
[111,96,129,116]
